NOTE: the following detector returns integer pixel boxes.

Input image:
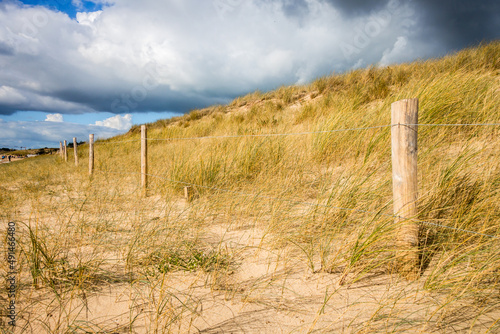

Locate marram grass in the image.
[1,41,499,333]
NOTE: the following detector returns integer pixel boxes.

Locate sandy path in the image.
[5,195,499,333]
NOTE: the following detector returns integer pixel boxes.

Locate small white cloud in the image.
[45,113,64,122]
[379,36,409,66]
[0,119,123,149]
[76,10,102,27]
[72,0,83,8]
[95,114,132,130]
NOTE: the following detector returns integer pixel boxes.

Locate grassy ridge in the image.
[1,41,499,332]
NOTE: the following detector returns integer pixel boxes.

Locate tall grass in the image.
[1,41,499,332]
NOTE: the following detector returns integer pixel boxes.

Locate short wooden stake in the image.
[391,98,420,280]
[184,186,192,201]
[141,125,148,196]
[64,140,68,162]
[89,134,94,175]
[73,137,79,166]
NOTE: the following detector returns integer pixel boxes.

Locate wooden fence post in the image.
[73,137,79,166]
[59,141,63,158]
[184,186,192,201]
[141,125,148,196]
[64,140,68,162]
[89,134,94,175]
[391,98,420,280]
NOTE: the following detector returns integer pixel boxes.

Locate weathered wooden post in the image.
[64,140,68,162]
[391,98,420,280]
[73,137,79,166]
[59,141,63,158]
[141,125,148,196]
[89,134,94,175]
[184,186,192,201]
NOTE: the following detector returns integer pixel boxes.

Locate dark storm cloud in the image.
[0,41,14,55]
[415,0,500,50]
[322,0,388,16]
[321,0,500,50]
[0,88,224,116]
[51,87,228,115]
[2,0,499,148]
[0,105,21,115]
[1,0,499,119]
[280,0,310,19]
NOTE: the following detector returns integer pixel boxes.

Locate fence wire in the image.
[94,139,141,145]
[141,122,500,142]
[146,125,392,141]
[73,122,500,146]
[411,123,500,127]
[94,169,499,240]
[49,121,500,239]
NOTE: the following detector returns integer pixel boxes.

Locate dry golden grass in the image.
[1,41,499,333]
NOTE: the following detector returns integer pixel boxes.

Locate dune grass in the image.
[1,41,499,333]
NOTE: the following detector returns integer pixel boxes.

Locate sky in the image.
[0,0,498,149]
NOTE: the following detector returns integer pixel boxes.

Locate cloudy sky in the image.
[0,0,498,149]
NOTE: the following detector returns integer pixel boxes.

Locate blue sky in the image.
[18,0,103,18]
[2,110,180,124]
[1,0,186,148]
[0,0,498,149]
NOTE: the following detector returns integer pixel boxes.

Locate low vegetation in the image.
[1,42,499,333]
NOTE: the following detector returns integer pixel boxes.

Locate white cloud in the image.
[0,119,124,149]
[45,113,63,122]
[95,114,132,130]
[76,10,102,27]
[2,0,494,150]
[379,36,410,66]
[0,0,423,116]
